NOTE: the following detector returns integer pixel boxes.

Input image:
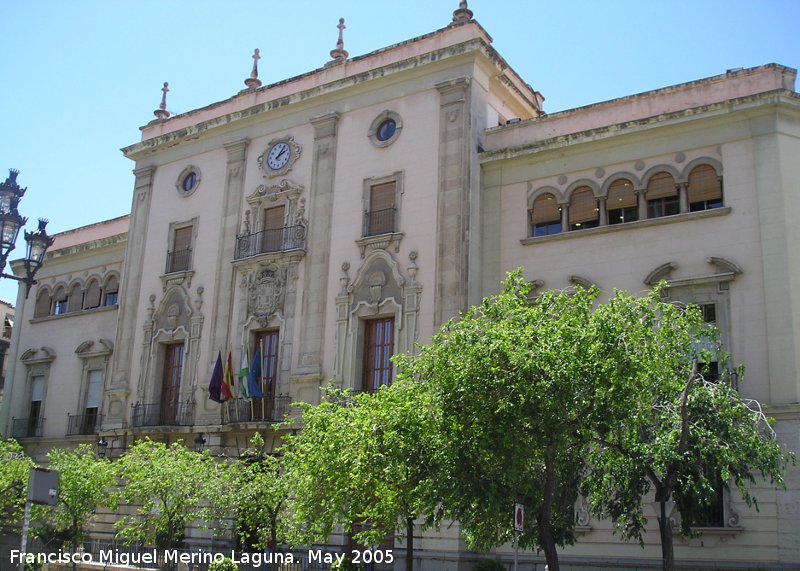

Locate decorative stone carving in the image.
[339,262,351,295]
[247,264,286,326]
[368,272,387,304]
[634,160,646,171]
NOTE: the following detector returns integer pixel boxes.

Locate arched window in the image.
[647,172,679,218]
[83,278,102,309]
[67,283,83,313]
[568,186,599,230]
[102,275,119,307]
[529,193,561,237]
[688,165,722,211]
[52,286,68,315]
[34,289,51,318]
[607,178,638,224]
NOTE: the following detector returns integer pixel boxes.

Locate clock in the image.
[267,142,291,170]
[259,136,301,178]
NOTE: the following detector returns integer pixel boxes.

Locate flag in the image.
[248,343,264,398]
[208,352,224,403]
[222,351,235,402]
[238,347,250,399]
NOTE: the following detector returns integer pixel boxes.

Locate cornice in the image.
[122,36,524,160]
[481,90,800,165]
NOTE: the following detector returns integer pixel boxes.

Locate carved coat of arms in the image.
[248,265,284,324]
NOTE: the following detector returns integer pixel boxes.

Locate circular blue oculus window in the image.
[376,119,396,142]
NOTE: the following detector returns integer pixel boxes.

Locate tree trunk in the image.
[405,516,414,571]
[538,451,560,571]
[657,508,674,571]
[654,486,674,571]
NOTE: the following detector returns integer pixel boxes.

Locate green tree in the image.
[31,444,115,554]
[396,271,599,571]
[224,432,289,551]
[284,379,437,571]
[111,439,223,550]
[579,288,795,571]
[0,438,35,532]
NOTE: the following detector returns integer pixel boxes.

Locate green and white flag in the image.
[238,347,250,399]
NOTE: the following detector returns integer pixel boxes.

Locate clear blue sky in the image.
[0,0,797,304]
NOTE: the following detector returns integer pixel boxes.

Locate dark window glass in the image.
[182,172,197,193]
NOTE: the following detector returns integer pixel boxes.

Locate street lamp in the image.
[0,169,54,296]
[97,437,109,458]
[194,433,207,453]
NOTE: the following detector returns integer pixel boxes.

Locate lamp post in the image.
[0,169,54,297]
[194,433,206,453]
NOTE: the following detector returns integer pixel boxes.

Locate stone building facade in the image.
[1,3,798,569]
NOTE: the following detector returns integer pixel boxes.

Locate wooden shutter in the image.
[607,179,637,209]
[688,165,721,203]
[370,182,395,212]
[84,279,101,309]
[263,206,285,231]
[34,290,51,318]
[160,343,184,424]
[647,172,677,200]
[173,226,192,251]
[569,187,598,225]
[531,193,560,224]
[67,283,83,312]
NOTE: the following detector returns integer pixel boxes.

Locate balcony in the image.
[234,224,306,260]
[67,412,103,436]
[11,417,44,438]
[131,400,194,428]
[363,207,396,237]
[165,247,192,274]
[223,394,292,424]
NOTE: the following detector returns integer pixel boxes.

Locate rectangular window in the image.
[167,226,193,273]
[362,317,395,393]
[365,182,396,236]
[252,330,280,420]
[261,206,286,253]
[159,343,184,425]
[29,375,45,436]
[83,370,103,434]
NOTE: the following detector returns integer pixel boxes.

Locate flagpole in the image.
[222,347,229,425]
[260,337,266,420]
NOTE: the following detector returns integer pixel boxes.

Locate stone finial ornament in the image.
[154,82,170,120]
[451,1,473,25]
[329,18,349,63]
[244,48,262,89]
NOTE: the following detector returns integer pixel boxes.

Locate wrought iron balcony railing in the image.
[131,400,194,428]
[234,224,306,260]
[67,412,103,435]
[11,416,44,438]
[224,394,292,424]
[165,247,192,273]
[363,207,396,237]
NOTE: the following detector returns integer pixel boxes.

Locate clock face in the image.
[267,142,291,171]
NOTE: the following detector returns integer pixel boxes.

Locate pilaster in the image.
[296,112,340,380]
[106,166,155,428]
[206,139,249,369]
[434,78,471,328]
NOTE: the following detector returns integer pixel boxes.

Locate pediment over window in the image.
[21,347,56,365]
[75,339,114,358]
[644,262,677,286]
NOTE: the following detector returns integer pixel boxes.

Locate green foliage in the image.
[330,556,363,571]
[283,379,437,549]
[208,557,238,571]
[111,439,224,549]
[398,270,598,564]
[222,433,289,550]
[472,560,507,571]
[31,444,115,549]
[0,438,35,532]
[578,286,795,565]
